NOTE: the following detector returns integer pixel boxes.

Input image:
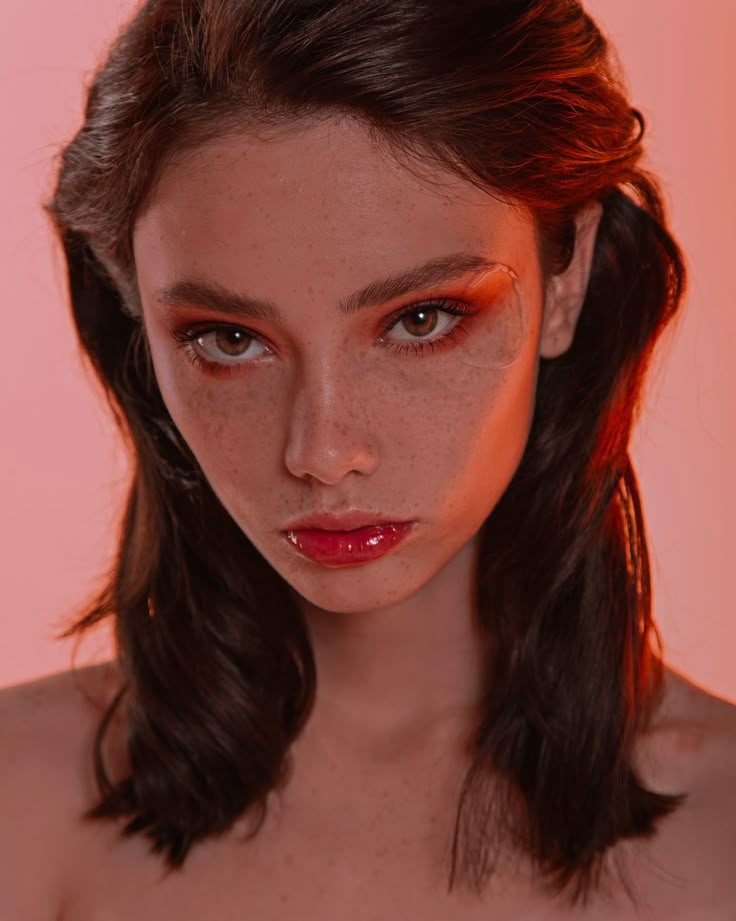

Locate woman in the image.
[1,0,735,917]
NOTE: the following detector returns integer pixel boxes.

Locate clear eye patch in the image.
[371,261,528,379]
[446,262,528,371]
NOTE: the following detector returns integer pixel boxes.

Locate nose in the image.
[283,359,379,485]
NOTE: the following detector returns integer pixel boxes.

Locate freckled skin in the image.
[133,114,596,744]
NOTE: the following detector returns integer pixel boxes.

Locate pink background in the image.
[1,1,734,699]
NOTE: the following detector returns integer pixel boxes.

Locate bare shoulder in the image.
[637,664,736,808]
[0,661,125,920]
[0,659,125,784]
[627,664,736,912]
[651,664,736,776]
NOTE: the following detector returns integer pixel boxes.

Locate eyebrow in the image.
[153,252,498,323]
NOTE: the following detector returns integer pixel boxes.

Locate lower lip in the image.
[284,522,415,566]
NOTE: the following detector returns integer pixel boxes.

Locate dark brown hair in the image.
[45,0,688,907]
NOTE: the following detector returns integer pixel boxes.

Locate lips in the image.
[284,510,411,532]
[283,521,415,566]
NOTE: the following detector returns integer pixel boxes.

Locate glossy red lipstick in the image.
[283,513,415,566]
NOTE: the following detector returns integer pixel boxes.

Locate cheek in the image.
[144,340,272,478]
[158,370,279,485]
[438,357,538,519]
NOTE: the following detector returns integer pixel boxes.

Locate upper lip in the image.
[285,511,412,532]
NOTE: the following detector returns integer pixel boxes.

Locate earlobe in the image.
[539,200,604,359]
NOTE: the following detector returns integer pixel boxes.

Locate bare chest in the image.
[58,710,736,921]
[60,788,487,920]
[57,791,734,921]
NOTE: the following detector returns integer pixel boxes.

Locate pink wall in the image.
[1,2,734,700]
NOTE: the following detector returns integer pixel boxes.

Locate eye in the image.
[193,327,260,360]
[379,299,473,356]
[169,297,477,378]
[170,325,265,375]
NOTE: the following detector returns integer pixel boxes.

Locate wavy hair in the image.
[45,0,688,907]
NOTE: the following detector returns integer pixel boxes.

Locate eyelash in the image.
[169,297,476,379]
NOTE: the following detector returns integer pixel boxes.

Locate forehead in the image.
[133,115,537,300]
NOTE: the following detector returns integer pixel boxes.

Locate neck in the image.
[292,533,489,761]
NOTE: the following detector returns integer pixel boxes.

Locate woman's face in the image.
[132,115,549,614]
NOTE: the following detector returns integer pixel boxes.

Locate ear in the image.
[538,200,604,359]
